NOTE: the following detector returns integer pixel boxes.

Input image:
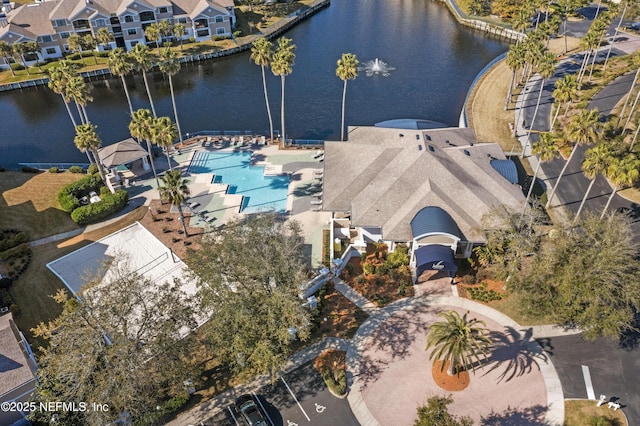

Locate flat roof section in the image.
[47,222,195,297]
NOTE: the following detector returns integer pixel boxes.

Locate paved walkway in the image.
[169,273,575,426]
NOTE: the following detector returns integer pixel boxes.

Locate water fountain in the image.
[359,58,395,77]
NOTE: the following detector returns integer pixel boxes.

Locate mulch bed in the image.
[432,360,470,392]
[457,279,506,304]
[139,200,204,259]
[313,349,346,372]
[341,257,414,307]
[313,280,368,340]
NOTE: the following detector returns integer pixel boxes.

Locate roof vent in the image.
[425,134,431,141]
[428,145,435,152]
[469,142,474,146]
[415,134,420,140]
[399,133,404,137]
[418,145,423,151]
[463,149,470,156]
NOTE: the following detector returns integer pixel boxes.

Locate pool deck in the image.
[126,141,330,267]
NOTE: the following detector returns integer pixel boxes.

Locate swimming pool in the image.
[189,151,289,214]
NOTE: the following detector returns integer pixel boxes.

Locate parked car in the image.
[625,22,640,31]
[235,394,269,426]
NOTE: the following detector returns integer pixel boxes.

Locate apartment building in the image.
[0,0,235,63]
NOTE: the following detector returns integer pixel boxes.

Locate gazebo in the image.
[98,138,150,172]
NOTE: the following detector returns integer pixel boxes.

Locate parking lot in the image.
[203,362,360,426]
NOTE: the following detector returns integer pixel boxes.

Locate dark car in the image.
[235,394,269,426]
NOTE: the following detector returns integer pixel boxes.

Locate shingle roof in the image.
[98,138,149,168]
[3,2,57,39]
[0,313,36,397]
[322,126,526,242]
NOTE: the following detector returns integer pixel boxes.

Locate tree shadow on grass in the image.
[480,404,549,425]
[482,327,548,383]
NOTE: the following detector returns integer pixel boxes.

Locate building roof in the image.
[0,313,36,398]
[98,138,149,168]
[490,159,519,184]
[410,206,460,240]
[322,126,526,242]
[1,2,57,41]
[46,222,205,336]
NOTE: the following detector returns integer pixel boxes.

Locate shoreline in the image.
[0,0,330,92]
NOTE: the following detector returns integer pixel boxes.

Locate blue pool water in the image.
[189,151,289,214]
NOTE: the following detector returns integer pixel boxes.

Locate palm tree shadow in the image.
[482,327,548,383]
[480,404,549,425]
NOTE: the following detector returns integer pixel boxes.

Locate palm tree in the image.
[603,2,628,73]
[505,43,525,111]
[0,41,16,77]
[601,154,640,218]
[108,48,135,115]
[96,27,114,52]
[66,75,93,125]
[67,34,83,58]
[11,43,29,75]
[83,33,99,65]
[546,109,602,209]
[271,37,296,145]
[23,41,42,72]
[522,50,556,156]
[129,108,159,185]
[158,170,190,236]
[425,310,492,376]
[144,23,162,48]
[47,62,79,128]
[130,43,157,117]
[336,53,359,142]
[551,74,578,127]
[250,38,274,144]
[158,20,173,46]
[577,30,600,84]
[618,67,640,128]
[158,48,183,146]
[151,116,178,170]
[523,132,560,214]
[74,123,106,182]
[574,142,613,223]
[173,23,185,51]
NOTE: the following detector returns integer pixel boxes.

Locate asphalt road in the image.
[202,362,359,426]
[540,333,640,426]
[519,9,640,237]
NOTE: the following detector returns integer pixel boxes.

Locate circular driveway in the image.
[348,299,552,425]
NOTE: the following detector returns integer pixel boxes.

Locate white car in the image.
[88,191,101,204]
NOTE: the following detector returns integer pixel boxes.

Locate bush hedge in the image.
[70,190,128,224]
[68,165,84,173]
[0,231,28,252]
[0,243,30,261]
[49,166,59,173]
[57,174,104,212]
[320,369,347,396]
[88,163,98,175]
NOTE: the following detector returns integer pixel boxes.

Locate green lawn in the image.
[564,399,627,426]
[488,293,555,327]
[0,171,82,240]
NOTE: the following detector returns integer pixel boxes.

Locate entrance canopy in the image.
[415,244,457,277]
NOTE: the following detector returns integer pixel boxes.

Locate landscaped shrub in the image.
[362,262,375,275]
[49,166,59,173]
[0,243,30,261]
[386,244,409,268]
[321,369,347,396]
[0,277,12,289]
[87,163,98,175]
[70,190,128,224]
[21,166,40,173]
[467,282,503,302]
[188,36,196,43]
[0,231,28,252]
[57,174,104,212]
[0,288,12,308]
[10,63,25,71]
[68,165,83,173]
